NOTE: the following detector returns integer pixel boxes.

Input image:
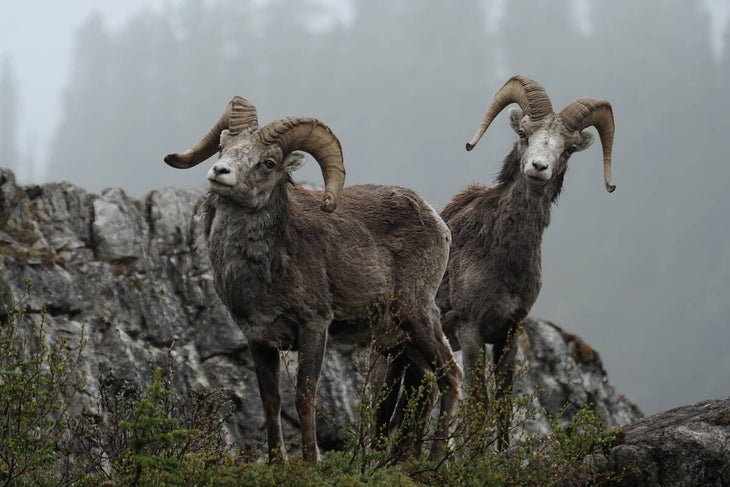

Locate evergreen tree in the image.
[46,14,113,190]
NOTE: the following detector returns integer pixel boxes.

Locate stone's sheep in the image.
[164,97,461,464]
[438,75,615,449]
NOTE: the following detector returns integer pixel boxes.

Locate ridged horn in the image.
[466,75,553,151]
[258,117,345,212]
[559,98,616,193]
[164,96,258,169]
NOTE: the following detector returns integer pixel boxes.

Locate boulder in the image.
[606,397,730,487]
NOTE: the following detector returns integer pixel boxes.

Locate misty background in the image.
[1,0,728,415]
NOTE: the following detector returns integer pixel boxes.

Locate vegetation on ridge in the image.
[0,282,623,486]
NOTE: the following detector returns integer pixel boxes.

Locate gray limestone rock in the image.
[0,168,649,461]
[511,319,643,437]
[0,169,360,455]
[606,397,730,487]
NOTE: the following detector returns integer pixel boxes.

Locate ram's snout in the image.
[524,157,552,183]
[208,161,236,187]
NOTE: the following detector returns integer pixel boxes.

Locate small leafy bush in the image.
[0,281,623,486]
[0,279,88,486]
[87,365,240,486]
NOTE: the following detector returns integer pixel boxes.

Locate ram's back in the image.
[288,184,450,319]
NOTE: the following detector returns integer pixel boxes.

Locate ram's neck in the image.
[460,153,556,283]
[447,180,553,266]
[203,185,289,318]
[495,175,553,245]
[489,146,563,238]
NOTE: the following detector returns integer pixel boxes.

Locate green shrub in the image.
[90,367,239,486]
[429,405,621,486]
[0,279,89,486]
[0,281,623,486]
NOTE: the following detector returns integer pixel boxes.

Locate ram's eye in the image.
[262,159,276,170]
[518,130,527,139]
[566,145,577,155]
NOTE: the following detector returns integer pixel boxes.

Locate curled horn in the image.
[466,75,553,151]
[559,98,616,193]
[258,117,345,212]
[164,96,258,169]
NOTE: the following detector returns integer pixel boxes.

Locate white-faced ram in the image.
[438,75,615,449]
[164,97,461,464]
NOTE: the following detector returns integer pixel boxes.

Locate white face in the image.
[206,130,305,208]
[509,109,594,186]
[521,124,564,182]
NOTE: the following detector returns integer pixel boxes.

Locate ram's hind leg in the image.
[403,304,462,463]
[432,328,462,462]
[371,356,405,450]
[250,342,287,463]
[395,359,437,459]
[295,323,329,464]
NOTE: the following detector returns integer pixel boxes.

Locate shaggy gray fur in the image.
[438,109,595,449]
[198,172,461,463]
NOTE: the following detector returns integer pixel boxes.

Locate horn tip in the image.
[321,193,337,212]
[164,153,178,166]
[164,152,191,169]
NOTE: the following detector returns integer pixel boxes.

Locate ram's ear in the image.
[283,152,307,173]
[575,131,595,152]
[509,108,524,133]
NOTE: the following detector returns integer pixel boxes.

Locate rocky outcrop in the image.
[606,397,730,487]
[0,168,359,453]
[0,167,640,456]
[512,320,642,435]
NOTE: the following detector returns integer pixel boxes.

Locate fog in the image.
[1,0,728,414]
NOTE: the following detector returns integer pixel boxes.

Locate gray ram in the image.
[439,75,615,450]
[165,97,461,463]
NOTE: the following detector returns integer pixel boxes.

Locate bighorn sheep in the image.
[438,75,615,449]
[164,97,461,463]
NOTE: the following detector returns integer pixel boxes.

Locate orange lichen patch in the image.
[578,342,594,364]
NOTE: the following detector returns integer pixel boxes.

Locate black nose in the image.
[531,160,548,172]
[213,164,230,175]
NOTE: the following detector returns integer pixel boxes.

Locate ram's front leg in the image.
[493,323,519,451]
[296,322,329,464]
[458,323,488,410]
[250,342,287,463]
